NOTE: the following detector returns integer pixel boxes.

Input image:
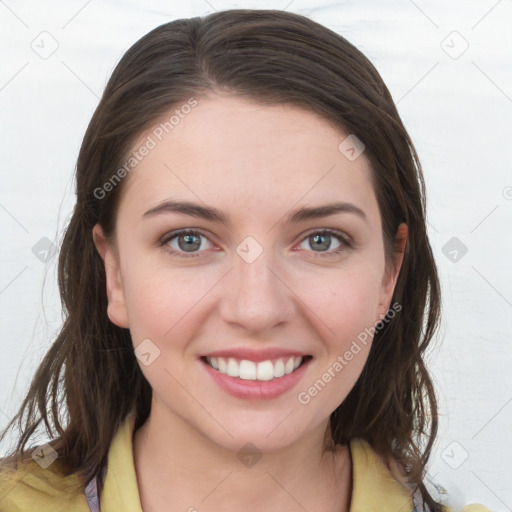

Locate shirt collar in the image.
[100,411,412,512]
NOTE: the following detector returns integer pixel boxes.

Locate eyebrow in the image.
[142,200,368,225]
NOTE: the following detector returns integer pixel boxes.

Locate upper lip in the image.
[201,348,310,362]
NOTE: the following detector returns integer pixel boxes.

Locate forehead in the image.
[118,93,379,225]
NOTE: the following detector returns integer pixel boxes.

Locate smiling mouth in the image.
[201,355,312,381]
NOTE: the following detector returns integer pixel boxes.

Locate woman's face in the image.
[93,92,406,453]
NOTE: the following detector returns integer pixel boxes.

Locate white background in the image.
[1,1,511,510]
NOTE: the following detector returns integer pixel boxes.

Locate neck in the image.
[132,407,352,512]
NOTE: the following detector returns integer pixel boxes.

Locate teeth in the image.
[239,359,256,380]
[227,358,238,377]
[205,356,304,381]
[256,360,274,381]
[273,359,285,378]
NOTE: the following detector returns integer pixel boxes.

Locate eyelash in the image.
[159,228,353,259]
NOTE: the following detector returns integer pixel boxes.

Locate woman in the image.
[0,8,490,512]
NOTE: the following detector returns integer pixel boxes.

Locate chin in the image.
[196,410,318,454]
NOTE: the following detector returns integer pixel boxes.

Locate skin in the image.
[93,91,407,512]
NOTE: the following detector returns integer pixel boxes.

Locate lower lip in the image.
[201,357,312,400]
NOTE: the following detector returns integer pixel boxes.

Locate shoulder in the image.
[347,437,416,511]
[349,439,492,512]
[0,451,90,512]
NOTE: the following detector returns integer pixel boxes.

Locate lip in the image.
[201,347,309,362]
[200,356,312,400]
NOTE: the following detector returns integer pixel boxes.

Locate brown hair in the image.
[1,9,442,509]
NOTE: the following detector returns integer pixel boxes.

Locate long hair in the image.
[1,9,442,509]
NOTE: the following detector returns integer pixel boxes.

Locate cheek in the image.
[294,271,380,409]
[121,233,385,349]
[120,251,230,359]
[300,263,383,333]
[118,245,182,341]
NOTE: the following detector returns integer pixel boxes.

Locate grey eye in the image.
[298,233,342,252]
[167,232,213,253]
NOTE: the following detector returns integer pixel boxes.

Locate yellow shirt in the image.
[0,412,491,512]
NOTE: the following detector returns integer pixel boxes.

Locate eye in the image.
[160,228,353,259]
[160,229,214,258]
[296,229,352,257]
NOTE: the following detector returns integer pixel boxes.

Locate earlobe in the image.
[377,223,408,320]
[92,224,130,329]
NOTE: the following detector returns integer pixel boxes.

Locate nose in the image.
[218,246,295,334]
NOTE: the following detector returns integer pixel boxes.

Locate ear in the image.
[376,223,408,322]
[92,223,129,328]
